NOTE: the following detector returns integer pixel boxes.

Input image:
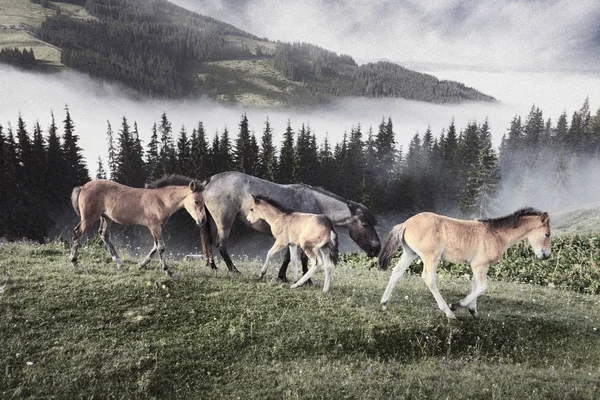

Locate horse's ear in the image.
[541,212,549,224]
[347,201,358,214]
[189,181,197,192]
[251,194,258,203]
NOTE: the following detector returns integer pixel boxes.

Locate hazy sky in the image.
[169,0,600,70]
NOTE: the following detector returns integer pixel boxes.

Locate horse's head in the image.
[183,180,207,226]
[246,195,264,224]
[345,201,381,257]
[526,212,551,260]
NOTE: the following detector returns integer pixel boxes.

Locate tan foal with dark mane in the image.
[379,208,551,319]
[246,195,339,292]
[70,175,207,276]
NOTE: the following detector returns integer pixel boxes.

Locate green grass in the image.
[1,240,599,399]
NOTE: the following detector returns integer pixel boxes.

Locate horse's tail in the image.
[71,186,82,217]
[378,224,405,270]
[328,229,339,265]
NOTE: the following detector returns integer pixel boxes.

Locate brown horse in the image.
[379,208,551,319]
[246,195,339,292]
[70,176,206,276]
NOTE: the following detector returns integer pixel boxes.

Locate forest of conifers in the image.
[1,98,599,242]
[22,0,494,103]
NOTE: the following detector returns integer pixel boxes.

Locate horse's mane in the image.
[146,174,203,190]
[253,195,295,215]
[301,184,378,226]
[479,207,545,230]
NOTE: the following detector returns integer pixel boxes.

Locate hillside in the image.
[0,0,496,107]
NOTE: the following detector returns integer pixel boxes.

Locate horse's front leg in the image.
[148,226,172,277]
[422,256,455,319]
[289,245,300,282]
[450,264,489,319]
[258,242,286,280]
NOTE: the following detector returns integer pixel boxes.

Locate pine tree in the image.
[130,122,146,185]
[257,118,277,181]
[96,156,107,179]
[233,114,255,173]
[158,112,176,176]
[176,125,191,175]
[106,120,117,179]
[460,143,501,218]
[113,117,145,187]
[216,127,233,173]
[31,121,47,190]
[62,106,89,189]
[190,121,209,179]
[45,112,63,206]
[295,124,320,185]
[146,123,160,181]
[277,120,296,183]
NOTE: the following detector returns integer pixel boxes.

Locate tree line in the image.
[1,98,599,242]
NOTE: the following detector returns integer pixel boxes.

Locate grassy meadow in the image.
[1,239,599,399]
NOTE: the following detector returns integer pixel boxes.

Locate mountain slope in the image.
[1,0,496,107]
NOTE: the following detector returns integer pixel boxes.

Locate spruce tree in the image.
[277,120,296,183]
[158,112,176,176]
[146,123,160,181]
[190,121,209,179]
[176,125,191,175]
[106,121,117,179]
[257,118,277,181]
[96,156,107,179]
[460,143,501,218]
[233,114,254,173]
[45,112,63,207]
[62,106,89,189]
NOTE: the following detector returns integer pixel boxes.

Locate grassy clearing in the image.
[1,241,599,399]
[0,0,94,67]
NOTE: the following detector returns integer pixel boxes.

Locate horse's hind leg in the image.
[290,246,321,290]
[70,219,92,267]
[140,239,158,268]
[317,248,333,293]
[277,248,291,282]
[99,216,123,269]
[380,247,417,310]
[421,256,455,319]
[450,264,489,319]
[70,222,84,267]
[200,222,217,270]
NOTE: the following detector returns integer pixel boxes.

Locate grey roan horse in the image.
[190,171,381,278]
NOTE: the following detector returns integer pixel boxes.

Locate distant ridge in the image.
[1,0,496,107]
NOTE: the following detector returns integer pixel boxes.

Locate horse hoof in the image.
[469,309,480,320]
[165,269,173,278]
[446,312,457,320]
[381,302,389,311]
[277,276,289,283]
[450,303,460,311]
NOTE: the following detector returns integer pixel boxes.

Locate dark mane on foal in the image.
[479,207,545,230]
[301,184,378,226]
[146,174,203,190]
[253,195,295,215]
